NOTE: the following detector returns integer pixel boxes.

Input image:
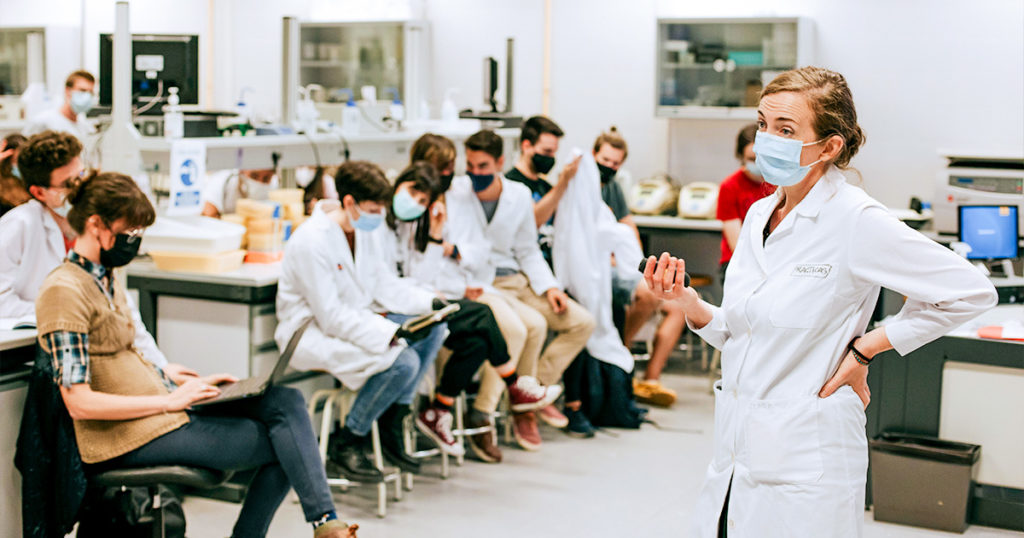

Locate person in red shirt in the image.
[716,123,776,282]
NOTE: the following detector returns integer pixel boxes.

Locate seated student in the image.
[446,130,595,451]
[201,168,279,218]
[35,171,356,538]
[717,123,775,283]
[0,131,173,373]
[593,128,686,407]
[504,115,581,265]
[385,161,561,456]
[275,161,447,480]
[0,134,30,217]
[409,133,552,462]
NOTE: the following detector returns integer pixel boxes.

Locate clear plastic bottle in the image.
[339,88,360,137]
[163,87,184,139]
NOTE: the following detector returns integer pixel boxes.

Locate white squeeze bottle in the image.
[163,87,184,140]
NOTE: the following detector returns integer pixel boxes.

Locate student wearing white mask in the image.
[642,67,996,538]
[23,70,98,142]
[0,131,173,374]
[200,168,280,218]
[716,123,776,284]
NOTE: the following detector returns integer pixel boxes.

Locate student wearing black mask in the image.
[505,115,581,266]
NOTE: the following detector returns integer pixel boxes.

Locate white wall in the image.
[4,0,1021,206]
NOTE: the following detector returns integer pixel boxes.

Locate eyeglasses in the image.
[124,228,145,244]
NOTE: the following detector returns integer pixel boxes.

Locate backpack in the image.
[76,484,186,538]
[578,351,646,429]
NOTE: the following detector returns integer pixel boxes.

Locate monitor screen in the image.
[958,205,1019,260]
[99,33,199,112]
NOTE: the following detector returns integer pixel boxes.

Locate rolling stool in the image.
[90,465,233,538]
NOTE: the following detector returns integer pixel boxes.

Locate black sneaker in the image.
[327,440,384,483]
[379,404,421,473]
[564,407,596,439]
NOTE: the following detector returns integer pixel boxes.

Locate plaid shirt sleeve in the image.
[45,331,91,388]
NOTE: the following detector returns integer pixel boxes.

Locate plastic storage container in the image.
[870,433,981,533]
[148,249,246,274]
[141,216,245,254]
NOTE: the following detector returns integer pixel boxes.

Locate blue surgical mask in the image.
[753,131,825,187]
[10,165,21,179]
[351,204,384,231]
[70,91,94,115]
[744,160,762,179]
[392,189,426,221]
[468,172,495,192]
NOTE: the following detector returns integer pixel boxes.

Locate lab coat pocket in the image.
[745,397,824,485]
[768,270,838,329]
[711,380,736,472]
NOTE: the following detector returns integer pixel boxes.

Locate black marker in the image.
[638,258,691,288]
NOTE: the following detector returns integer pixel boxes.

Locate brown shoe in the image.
[465,410,502,463]
[512,411,542,451]
[634,379,677,407]
[313,520,358,538]
[537,404,569,428]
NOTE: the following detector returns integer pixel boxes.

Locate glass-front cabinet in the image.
[656,18,813,119]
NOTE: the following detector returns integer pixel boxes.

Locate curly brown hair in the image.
[18,130,83,191]
[66,171,155,234]
[333,160,391,204]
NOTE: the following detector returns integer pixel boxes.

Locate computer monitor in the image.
[958,205,1019,260]
[98,33,199,113]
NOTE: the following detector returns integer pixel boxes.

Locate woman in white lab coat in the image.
[275,160,447,480]
[643,67,998,538]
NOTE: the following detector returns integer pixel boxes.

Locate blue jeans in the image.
[344,314,446,436]
[112,386,335,538]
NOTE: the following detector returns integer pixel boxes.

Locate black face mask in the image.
[439,173,454,192]
[100,233,142,268]
[531,153,555,175]
[597,164,617,183]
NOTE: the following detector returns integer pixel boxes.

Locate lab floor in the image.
[181,367,1021,538]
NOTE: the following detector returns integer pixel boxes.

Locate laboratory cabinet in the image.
[655,17,814,119]
[298,21,429,121]
[0,382,27,538]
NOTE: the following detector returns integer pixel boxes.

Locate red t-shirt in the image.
[716,168,776,265]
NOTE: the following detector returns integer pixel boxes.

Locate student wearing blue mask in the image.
[276,160,448,481]
[715,124,776,284]
[24,71,97,144]
[643,67,996,538]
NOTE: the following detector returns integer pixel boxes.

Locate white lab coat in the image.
[23,107,96,140]
[445,176,561,295]
[389,220,469,300]
[688,166,997,537]
[552,152,642,372]
[0,199,167,367]
[275,200,435,390]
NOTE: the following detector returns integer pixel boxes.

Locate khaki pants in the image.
[496,273,594,380]
[471,291,539,413]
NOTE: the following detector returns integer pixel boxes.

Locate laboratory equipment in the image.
[677,181,719,219]
[628,175,679,216]
[459,38,524,128]
[162,87,184,139]
[99,33,199,112]
[934,152,1024,235]
[958,205,1019,277]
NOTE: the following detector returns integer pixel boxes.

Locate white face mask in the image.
[242,175,273,200]
[753,131,825,187]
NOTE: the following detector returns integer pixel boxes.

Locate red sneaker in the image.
[511,412,542,451]
[416,407,465,457]
[508,376,562,413]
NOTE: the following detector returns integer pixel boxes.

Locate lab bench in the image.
[0,329,35,538]
[866,305,1024,531]
[632,215,723,304]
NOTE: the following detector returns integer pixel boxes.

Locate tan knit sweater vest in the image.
[36,261,188,464]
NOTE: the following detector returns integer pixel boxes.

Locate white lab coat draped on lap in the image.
[688,166,997,538]
[552,152,642,372]
[0,200,167,367]
[445,176,561,294]
[275,200,435,390]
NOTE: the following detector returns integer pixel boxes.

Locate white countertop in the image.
[632,215,723,231]
[0,329,37,352]
[944,305,1024,343]
[127,258,282,287]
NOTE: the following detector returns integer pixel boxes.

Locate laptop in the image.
[400,303,460,335]
[191,318,312,407]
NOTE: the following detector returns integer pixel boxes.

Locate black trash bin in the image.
[870,432,981,533]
